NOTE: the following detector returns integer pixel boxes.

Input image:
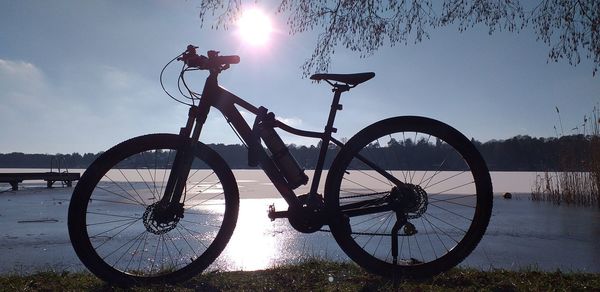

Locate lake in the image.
[0,169,598,274]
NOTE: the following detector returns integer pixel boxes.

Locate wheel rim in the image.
[331,126,490,272]
[80,145,234,278]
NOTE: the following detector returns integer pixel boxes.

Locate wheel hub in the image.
[391,184,428,219]
[143,202,184,235]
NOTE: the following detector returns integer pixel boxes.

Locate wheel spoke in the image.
[117,169,148,207]
[97,178,145,206]
[428,202,474,221]
[329,119,491,276]
[69,135,238,283]
[423,171,467,190]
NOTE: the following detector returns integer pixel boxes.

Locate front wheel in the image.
[325,116,492,278]
[68,134,239,285]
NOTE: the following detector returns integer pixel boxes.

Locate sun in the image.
[237,8,273,46]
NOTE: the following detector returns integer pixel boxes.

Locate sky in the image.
[1,0,599,154]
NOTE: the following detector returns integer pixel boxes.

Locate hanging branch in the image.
[196,0,599,76]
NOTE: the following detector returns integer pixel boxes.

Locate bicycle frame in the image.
[161,69,405,213]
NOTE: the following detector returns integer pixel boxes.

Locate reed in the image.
[532,106,600,208]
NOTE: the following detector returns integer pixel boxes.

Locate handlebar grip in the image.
[179,46,240,69]
[217,55,240,65]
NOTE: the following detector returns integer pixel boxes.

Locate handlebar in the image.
[178,45,240,70]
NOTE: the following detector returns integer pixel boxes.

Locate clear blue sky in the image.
[1,1,598,154]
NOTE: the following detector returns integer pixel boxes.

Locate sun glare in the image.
[237,9,273,46]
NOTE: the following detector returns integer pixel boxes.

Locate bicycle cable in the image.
[177,64,194,103]
[179,68,201,105]
[161,50,250,151]
[224,114,250,149]
[160,51,195,106]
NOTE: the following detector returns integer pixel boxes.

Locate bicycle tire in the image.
[324,116,492,278]
[68,134,239,285]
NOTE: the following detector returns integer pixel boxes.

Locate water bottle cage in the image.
[248,107,308,189]
[248,106,272,167]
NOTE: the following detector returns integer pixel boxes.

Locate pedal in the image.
[267,204,289,221]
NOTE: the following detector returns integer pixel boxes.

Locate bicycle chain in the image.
[328,192,389,236]
[317,228,417,237]
[339,191,390,200]
[328,188,426,234]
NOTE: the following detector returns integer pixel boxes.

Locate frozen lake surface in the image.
[0,170,599,274]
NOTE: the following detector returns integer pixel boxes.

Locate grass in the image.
[532,171,599,206]
[1,260,599,291]
[532,105,600,208]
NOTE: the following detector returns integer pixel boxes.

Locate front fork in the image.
[160,104,209,209]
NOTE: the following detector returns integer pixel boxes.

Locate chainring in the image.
[287,194,325,233]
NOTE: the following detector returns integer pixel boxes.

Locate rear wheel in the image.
[68,134,239,285]
[325,117,492,277]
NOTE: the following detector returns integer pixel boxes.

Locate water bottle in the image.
[260,126,308,189]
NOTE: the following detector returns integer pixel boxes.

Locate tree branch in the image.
[196,0,598,76]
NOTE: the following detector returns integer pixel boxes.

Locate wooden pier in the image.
[0,172,80,190]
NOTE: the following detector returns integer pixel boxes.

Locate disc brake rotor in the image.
[143,202,180,235]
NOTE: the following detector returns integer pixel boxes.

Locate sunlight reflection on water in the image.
[188,199,288,270]
[220,200,279,270]
[204,195,600,273]
[199,198,347,272]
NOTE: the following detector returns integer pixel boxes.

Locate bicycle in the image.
[68,45,493,286]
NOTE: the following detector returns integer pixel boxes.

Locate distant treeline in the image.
[0,135,594,171]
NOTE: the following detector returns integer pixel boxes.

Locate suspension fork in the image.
[160,72,220,206]
[160,102,210,206]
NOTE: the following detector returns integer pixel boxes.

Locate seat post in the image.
[308,84,350,197]
[324,84,349,133]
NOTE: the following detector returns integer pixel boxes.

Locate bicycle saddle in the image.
[310,72,375,86]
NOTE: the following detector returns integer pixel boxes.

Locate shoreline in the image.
[1,260,599,290]
[1,168,540,195]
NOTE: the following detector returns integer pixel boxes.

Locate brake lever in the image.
[177,45,197,60]
[207,50,219,58]
[176,45,209,69]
